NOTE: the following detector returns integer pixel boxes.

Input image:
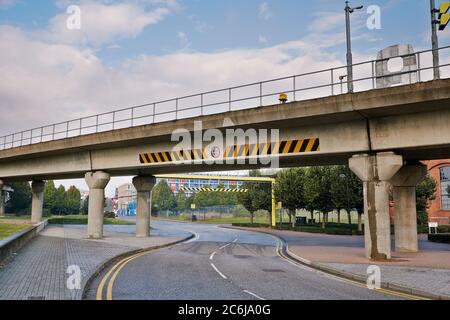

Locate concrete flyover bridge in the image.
[1,46,450,261]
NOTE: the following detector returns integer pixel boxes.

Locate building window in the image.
[440,167,450,210]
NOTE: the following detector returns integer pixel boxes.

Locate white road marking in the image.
[210,263,227,279]
[182,230,200,244]
[209,251,216,261]
[232,237,238,243]
[219,243,232,250]
[243,290,266,300]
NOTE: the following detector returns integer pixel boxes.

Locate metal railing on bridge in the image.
[1,46,450,150]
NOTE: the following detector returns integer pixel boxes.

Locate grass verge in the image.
[0,223,30,240]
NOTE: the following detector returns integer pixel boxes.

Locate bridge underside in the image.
[1,79,450,261]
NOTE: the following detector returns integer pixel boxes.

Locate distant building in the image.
[114,176,244,216]
[116,183,137,216]
[163,178,243,196]
[389,160,450,225]
[424,160,450,225]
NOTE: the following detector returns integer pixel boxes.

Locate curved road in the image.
[85,220,405,300]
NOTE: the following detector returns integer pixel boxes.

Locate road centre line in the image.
[210,263,228,279]
[243,290,266,301]
[209,251,217,261]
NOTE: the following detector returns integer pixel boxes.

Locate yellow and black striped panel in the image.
[180,187,248,193]
[139,138,320,164]
[139,149,205,164]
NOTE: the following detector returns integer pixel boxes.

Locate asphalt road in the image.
[85,220,404,300]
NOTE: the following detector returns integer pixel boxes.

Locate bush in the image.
[437,225,450,233]
[428,233,450,244]
[232,223,270,228]
[232,205,251,217]
[104,212,116,219]
[253,209,270,217]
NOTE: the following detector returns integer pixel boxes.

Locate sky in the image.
[0,0,449,196]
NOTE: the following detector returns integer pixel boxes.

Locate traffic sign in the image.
[439,2,450,30]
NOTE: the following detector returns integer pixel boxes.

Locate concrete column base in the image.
[349,152,403,260]
[132,176,156,238]
[85,172,111,239]
[390,164,427,253]
[31,181,45,224]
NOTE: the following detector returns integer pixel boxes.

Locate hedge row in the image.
[428,233,450,244]
[231,223,363,236]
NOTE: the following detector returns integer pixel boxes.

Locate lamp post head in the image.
[340,173,347,179]
[345,2,364,13]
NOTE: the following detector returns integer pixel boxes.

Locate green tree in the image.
[151,180,176,212]
[304,167,334,228]
[237,170,272,224]
[81,196,89,215]
[7,182,32,215]
[65,186,81,215]
[330,166,363,227]
[237,183,256,224]
[275,168,306,224]
[44,180,57,215]
[417,175,437,225]
[53,185,67,215]
[176,189,188,210]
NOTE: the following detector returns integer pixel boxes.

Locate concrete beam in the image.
[390,164,428,253]
[349,152,403,260]
[0,80,450,182]
[132,176,156,238]
[85,171,110,239]
[31,180,45,224]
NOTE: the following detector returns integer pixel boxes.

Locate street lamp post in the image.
[345,1,363,93]
[430,0,441,80]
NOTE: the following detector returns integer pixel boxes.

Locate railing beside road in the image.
[1,46,450,151]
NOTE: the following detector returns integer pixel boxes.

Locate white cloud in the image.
[177,31,191,50]
[39,0,173,47]
[0,24,347,138]
[258,2,272,21]
[258,34,268,44]
[0,0,17,9]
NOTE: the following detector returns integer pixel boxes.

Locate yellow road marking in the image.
[96,251,144,300]
[106,251,150,300]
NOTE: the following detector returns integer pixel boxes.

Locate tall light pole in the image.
[345,1,363,93]
[430,0,440,80]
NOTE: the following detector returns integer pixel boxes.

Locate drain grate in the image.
[28,296,46,300]
[262,269,285,273]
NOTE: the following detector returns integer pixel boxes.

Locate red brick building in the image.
[424,160,450,225]
[388,160,450,225]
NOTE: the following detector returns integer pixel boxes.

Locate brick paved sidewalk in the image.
[0,224,191,300]
[229,226,450,298]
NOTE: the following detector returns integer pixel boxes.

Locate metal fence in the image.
[1,46,450,150]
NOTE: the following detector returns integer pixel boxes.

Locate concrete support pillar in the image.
[132,176,156,238]
[0,179,4,216]
[390,164,427,253]
[31,180,46,224]
[349,152,403,260]
[85,171,110,239]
